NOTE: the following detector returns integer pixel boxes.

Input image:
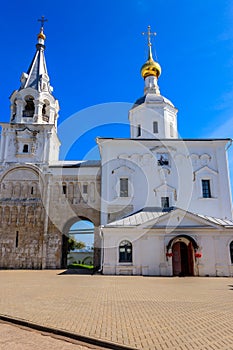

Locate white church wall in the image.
[102,227,233,276]
[129,97,178,139]
[0,123,60,164]
[195,232,233,277]
[129,106,166,139]
[140,234,164,275]
[195,234,216,276]
[99,137,232,226]
[213,234,233,276]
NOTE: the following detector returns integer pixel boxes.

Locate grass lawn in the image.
[68,263,94,270]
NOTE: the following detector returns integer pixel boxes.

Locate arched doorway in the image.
[168,235,198,276]
[61,219,94,269]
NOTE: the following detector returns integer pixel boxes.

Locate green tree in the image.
[68,237,86,252]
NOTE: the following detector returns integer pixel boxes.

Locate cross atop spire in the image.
[142,25,156,48]
[38,16,48,30]
[140,25,161,84]
[37,16,47,45]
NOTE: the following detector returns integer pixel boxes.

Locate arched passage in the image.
[167,235,199,277]
[61,217,94,269]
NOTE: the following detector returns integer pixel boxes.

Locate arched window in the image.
[42,104,46,115]
[42,100,50,122]
[230,241,233,264]
[62,183,67,195]
[119,240,132,263]
[23,96,35,117]
[11,99,17,121]
[15,231,19,248]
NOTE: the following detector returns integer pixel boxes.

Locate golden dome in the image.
[141,25,161,79]
[141,57,161,79]
[38,31,46,40]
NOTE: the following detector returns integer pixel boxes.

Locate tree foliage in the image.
[68,237,86,252]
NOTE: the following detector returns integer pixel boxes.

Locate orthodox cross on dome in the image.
[140,25,161,86]
[37,16,47,43]
[142,25,156,47]
[38,16,48,30]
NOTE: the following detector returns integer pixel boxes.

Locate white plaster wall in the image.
[98,138,232,225]
[102,228,176,276]
[0,124,60,164]
[197,232,233,276]
[139,234,165,275]
[102,227,233,276]
[129,102,178,139]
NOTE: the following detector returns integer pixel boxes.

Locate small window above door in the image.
[23,144,29,153]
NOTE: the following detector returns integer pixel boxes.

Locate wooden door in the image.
[172,241,194,276]
[172,242,181,276]
[180,242,189,276]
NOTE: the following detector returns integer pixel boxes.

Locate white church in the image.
[0,22,233,276]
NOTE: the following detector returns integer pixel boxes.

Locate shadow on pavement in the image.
[58,269,93,275]
[58,267,101,275]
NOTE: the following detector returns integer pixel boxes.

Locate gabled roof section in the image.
[105,207,233,229]
[147,208,221,229]
[197,214,233,227]
[106,207,171,227]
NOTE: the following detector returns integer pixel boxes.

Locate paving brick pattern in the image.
[0,322,94,350]
[0,271,233,349]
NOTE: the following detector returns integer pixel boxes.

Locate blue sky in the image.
[70,220,94,247]
[0,1,233,200]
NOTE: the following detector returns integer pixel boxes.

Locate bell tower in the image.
[0,17,60,164]
[129,26,178,139]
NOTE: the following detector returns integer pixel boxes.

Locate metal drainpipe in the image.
[99,225,104,272]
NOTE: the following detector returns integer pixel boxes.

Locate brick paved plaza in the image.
[0,271,233,349]
[0,321,95,350]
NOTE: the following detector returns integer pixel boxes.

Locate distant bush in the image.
[68,263,94,270]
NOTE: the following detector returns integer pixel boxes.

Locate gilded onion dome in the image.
[38,28,46,41]
[141,25,161,79]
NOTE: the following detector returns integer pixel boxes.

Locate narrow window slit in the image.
[16,231,19,248]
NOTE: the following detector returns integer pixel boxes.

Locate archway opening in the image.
[42,99,50,122]
[61,219,94,269]
[170,236,197,276]
[23,95,35,117]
